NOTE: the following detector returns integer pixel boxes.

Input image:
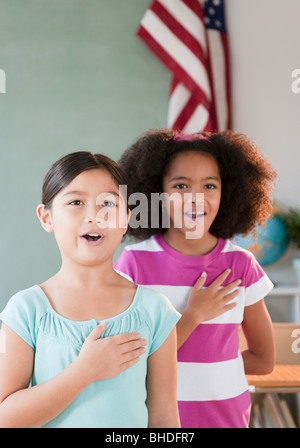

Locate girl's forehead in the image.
[65,168,119,192]
[56,168,128,206]
[165,151,220,176]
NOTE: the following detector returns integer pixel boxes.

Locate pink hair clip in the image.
[173,133,211,143]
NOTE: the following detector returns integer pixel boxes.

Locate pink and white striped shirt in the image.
[114,234,273,428]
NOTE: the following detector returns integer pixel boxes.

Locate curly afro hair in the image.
[119,128,277,241]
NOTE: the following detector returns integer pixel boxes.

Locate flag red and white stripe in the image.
[137,0,231,133]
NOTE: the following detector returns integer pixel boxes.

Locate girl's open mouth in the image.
[80,233,103,245]
[184,211,205,222]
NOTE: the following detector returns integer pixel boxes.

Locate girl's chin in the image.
[166,227,205,241]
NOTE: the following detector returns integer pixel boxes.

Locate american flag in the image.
[137,0,231,133]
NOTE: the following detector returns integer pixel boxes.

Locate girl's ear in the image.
[36,204,54,233]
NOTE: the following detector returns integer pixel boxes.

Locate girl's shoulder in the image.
[1,285,50,316]
[221,238,268,280]
[114,235,164,282]
[122,235,163,253]
[0,285,50,349]
[221,239,274,304]
[221,238,260,265]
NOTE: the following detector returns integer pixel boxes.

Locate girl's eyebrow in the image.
[62,190,87,197]
[168,176,190,182]
[168,176,221,183]
[62,190,120,197]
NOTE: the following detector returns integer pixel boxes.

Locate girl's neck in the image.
[163,229,219,257]
[54,257,117,290]
[40,257,136,322]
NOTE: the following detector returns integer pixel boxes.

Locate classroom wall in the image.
[227,0,300,210]
[226,0,300,302]
[0,0,300,316]
[0,0,170,308]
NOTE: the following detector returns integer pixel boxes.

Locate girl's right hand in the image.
[186,269,241,325]
[75,322,147,386]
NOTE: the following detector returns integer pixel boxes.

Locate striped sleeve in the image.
[243,252,274,306]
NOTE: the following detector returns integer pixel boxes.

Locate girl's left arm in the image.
[241,299,275,375]
[146,327,181,428]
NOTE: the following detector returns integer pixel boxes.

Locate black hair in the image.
[42,151,128,209]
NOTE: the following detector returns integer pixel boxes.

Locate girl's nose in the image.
[84,205,99,223]
[85,215,94,223]
[188,191,204,204]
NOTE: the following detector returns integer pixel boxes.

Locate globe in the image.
[234,214,290,267]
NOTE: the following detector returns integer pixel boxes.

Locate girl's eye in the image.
[204,184,216,190]
[102,200,117,207]
[174,184,188,189]
[70,200,83,206]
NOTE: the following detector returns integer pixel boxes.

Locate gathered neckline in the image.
[34,284,141,326]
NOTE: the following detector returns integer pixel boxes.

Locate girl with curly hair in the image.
[115,129,277,428]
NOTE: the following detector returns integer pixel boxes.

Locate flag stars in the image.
[205,17,222,28]
[204,0,226,32]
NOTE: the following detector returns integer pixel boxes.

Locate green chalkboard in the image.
[0,0,170,308]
